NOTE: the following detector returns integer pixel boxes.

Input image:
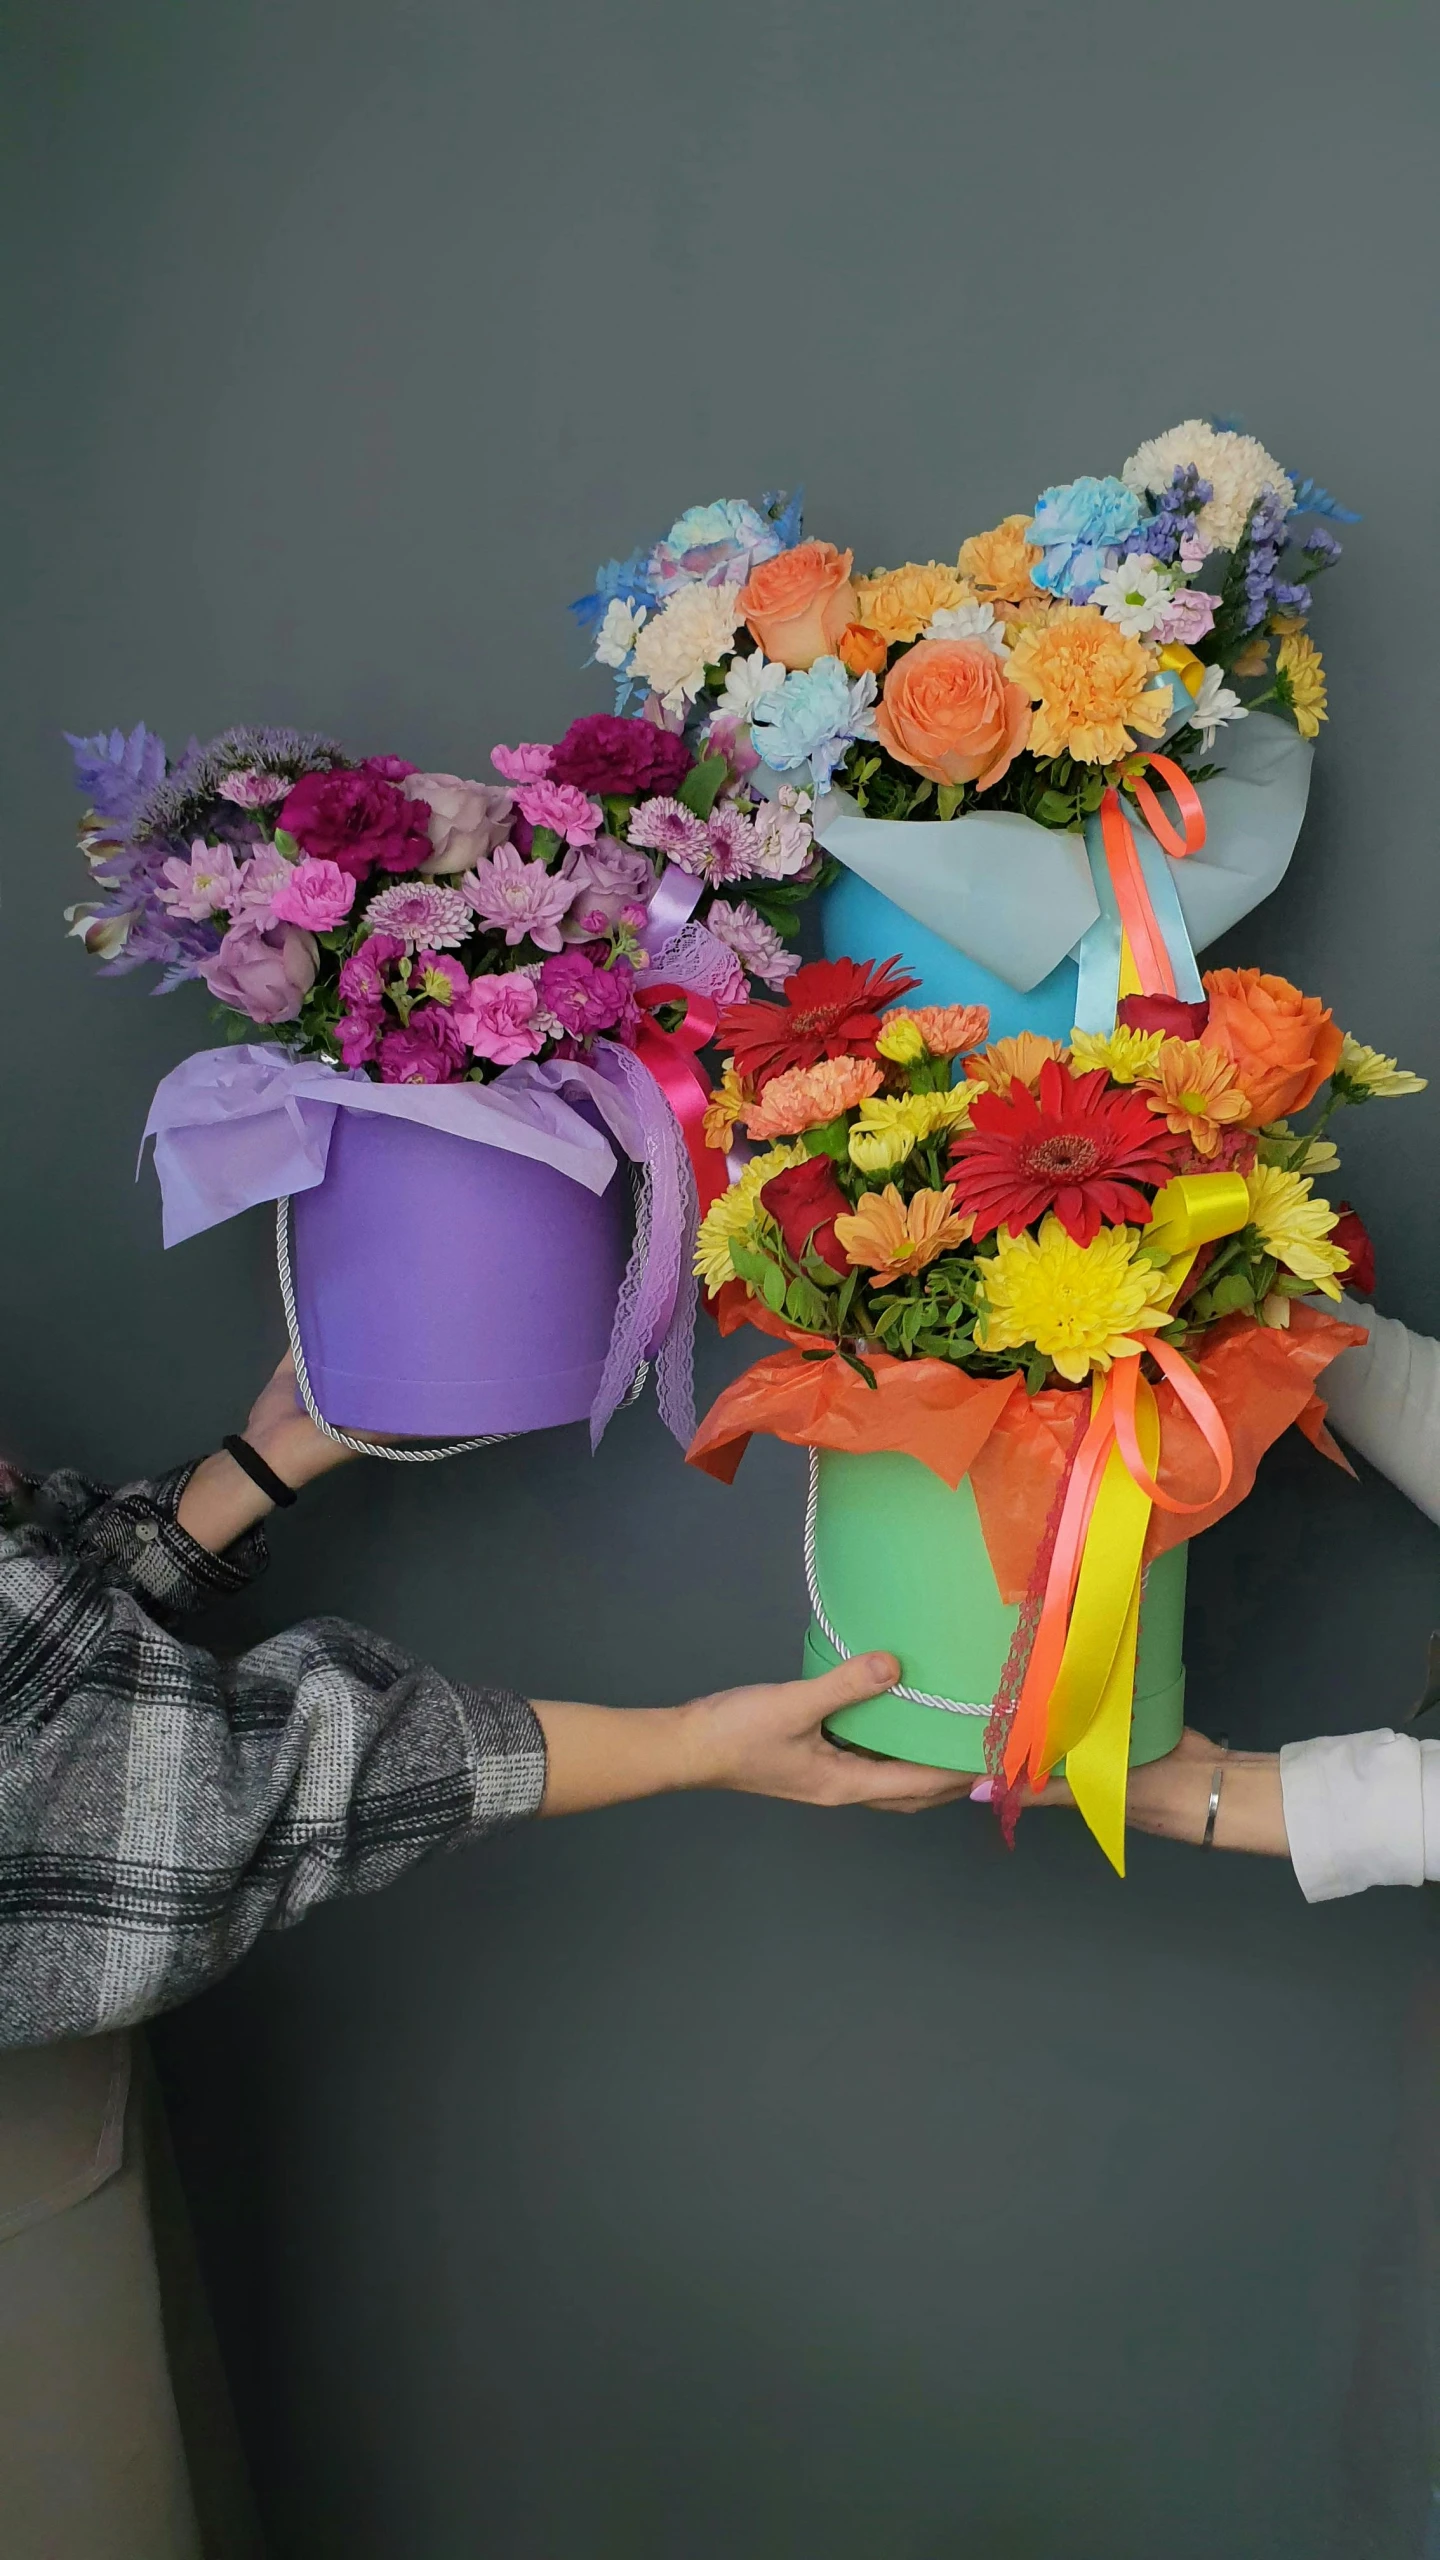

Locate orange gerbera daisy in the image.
[1138,1039,1251,1157]
[832,1184,973,1287]
[741,1054,884,1141]
[964,1032,1067,1096]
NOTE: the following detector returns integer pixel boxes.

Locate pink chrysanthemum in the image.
[361,880,473,950]
[702,802,760,883]
[627,796,710,871]
[705,899,801,989]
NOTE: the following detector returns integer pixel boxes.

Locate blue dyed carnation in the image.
[1027,475,1142,599]
[749,656,877,792]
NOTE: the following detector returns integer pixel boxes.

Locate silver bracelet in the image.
[1201,1765,1225,1850]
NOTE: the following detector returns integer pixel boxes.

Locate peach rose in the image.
[1200,967,1344,1124]
[874,638,1032,792]
[737,540,857,670]
[837,621,889,678]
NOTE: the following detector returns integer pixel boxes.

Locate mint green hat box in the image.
[803,1448,1188,1775]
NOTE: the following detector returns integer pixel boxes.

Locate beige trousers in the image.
[0,2037,264,2560]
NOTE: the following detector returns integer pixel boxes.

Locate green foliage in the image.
[801,1114,851,1163]
[676,754,728,821]
[784,1274,831,1333]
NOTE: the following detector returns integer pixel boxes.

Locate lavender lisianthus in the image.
[201,920,318,1024]
[558,837,654,941]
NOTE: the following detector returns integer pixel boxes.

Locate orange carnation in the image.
[957,514,1043,608]
[1200,968,1344,1123]
[875,638,1032,792]
[741,1055,884,1141]
[837,621,890,678]
[1005,607,1168,766]
[737,540,857,671]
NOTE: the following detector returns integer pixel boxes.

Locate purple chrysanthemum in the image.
[701,801,760,883]
[705,898,801,989]
[627,795,710,871]
[362,880,473,949]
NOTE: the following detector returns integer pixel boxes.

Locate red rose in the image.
[280,767,433,880]
[760,1156,851,1278]
[1331,1202,1375,1297]
[1117,994,1210,1041]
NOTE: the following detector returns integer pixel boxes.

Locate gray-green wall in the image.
[4,3,1438,2552]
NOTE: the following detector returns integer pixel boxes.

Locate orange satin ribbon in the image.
[1002,1340,1232,1793]
[1097,753,1207,1003]
[633,981,726,1212]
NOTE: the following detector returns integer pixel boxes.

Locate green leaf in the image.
[1037,789,1077,827]
[802,1115,851,1163]
[1209,1271,1256,1315]
[529,825,562,866]
[784,1275,830,1333]
[835,1267,860,1331]
[271,828,299,858]
[676,754,728,822]
[839,1348,878,1389]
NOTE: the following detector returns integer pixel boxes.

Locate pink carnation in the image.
[268,856,356,932]
[1152,587,1218,647]
[453,971,547,1065]
[514,779,603,846]
[490,742,555,784]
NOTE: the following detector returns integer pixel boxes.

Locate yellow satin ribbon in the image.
[1026,1172,1252,1872]
[1156,641,1206,698]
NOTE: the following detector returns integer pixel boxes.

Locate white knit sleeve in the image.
[1318,1298,1440,1525]
[1279,1730,1440,1900]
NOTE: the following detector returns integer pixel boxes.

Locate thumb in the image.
[803,1653,900,1719]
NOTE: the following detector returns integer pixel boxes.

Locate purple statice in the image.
[1238,486,1304,633]
[1121,464,1214,567]
[1299,523,1343,571]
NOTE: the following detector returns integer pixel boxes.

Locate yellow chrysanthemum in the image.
[1334,1035,1427,1100]
[964,1032,1067,1096]
[1244,1164,1350,1298]
[854,1088,973,1145]
[1006,606,1169,765]
[1067,1025,1166,1085]
[975,1216,1176,1384]
[874,1013,928,1067]
[957,515,1044,609]
[702,1064,752,1153]
[1275,631,1327,739]
[852,561,972,646]
[693,1143,806,1294]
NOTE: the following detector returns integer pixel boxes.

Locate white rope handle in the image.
[804,1449,990,1717]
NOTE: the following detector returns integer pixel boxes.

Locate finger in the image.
[830,1750,967,1808]
[801,1653,900,1719]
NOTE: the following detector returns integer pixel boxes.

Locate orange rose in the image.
[874,639,1032,792]
[738,540,857,670]
[1201,967,1344,1123]
[837,621,889,678]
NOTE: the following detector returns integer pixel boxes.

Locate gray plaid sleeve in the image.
[0,1485,547,2047]
[33,1464,268,1623]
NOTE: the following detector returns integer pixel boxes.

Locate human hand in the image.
[241,1352,357,1491]
[676,1653,980,1813]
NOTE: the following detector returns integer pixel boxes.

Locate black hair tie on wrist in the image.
[222,1434,299,1508]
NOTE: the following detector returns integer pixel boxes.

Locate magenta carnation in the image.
[548,714,692,799]
[280,768,433,880]
[538,950,633,1037]
[358,754,417,782]
[378,1006,465,1085]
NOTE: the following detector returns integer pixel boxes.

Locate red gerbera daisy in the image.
[717,955,919,1089]
[947,1060,1184,1245]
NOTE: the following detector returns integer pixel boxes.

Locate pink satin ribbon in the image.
[632,981,725,1212]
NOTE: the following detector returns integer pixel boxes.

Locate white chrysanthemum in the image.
[1187,664,1249,750]
[715,650,787,723]
[630,583,744,712]
[1122,420,1295,553]
[593,597,647,670]
[923,598,1011,657]
[1090,554,1175,639]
